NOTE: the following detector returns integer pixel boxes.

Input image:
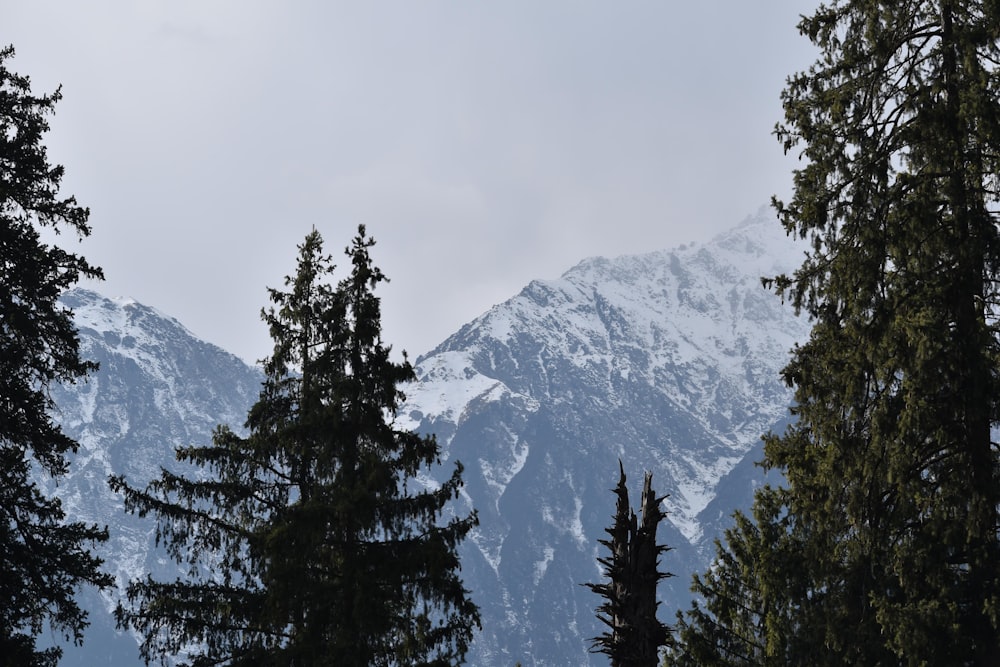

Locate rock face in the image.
[45,210,809,665]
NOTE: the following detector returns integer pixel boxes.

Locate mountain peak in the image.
[63,288,198,341]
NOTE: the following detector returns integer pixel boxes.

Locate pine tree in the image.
[585,462,671,667]
[664,486,848,667]
[674,2,1000,664]
[0,45,112,666]
[112,226,480,666]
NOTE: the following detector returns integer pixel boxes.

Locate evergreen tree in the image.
[0,45,112,666]
[666,516,768,667]
[674,2,1000,664]
[112,227,479,666]
[665,487,839,667]
[585,462,671,667]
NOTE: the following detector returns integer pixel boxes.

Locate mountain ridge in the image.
[404,210,805,541]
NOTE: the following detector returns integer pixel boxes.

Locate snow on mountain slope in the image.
[46,289,263,666]
[400,209,810,665]
[405,210,804,539]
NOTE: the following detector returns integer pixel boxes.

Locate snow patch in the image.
[533,546,555,586]
[401,351,509,427]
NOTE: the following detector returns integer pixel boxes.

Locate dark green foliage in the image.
[112,227,480,666]
[665,487,847,667]
[585,462,671,667]
[0,45,112,666]
[673,2,1000,664]
[666,511,769,667]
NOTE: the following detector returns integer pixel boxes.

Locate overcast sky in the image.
[8,2,819,364]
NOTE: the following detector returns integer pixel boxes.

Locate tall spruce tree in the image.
[672,2,1000,664]
[585,462,671,667]
[0,45,112,666]
[112,227,480,666]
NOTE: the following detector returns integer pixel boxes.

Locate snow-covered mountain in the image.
[45,289,263,665]
[46,209,809,665]
[399,209,809,665]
